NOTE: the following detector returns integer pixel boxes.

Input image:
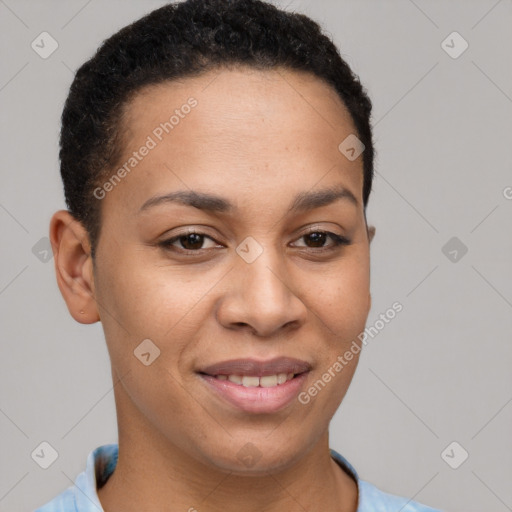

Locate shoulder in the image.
[33,487,77,512]
[329,449,442,512]
[358,479,443,512]
[33,444,118,512]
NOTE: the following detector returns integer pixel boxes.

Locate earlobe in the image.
[49,210,100,324]
[367,225,376,243]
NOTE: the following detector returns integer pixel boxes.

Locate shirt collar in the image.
[73,444,118,511]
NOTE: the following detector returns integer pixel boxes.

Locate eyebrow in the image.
[138,184,358,215]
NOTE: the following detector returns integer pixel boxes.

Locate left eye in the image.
[292,231,351,250]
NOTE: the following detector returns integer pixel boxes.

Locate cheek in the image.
[314,256,369,402]
[93,249,225,379]
[95,247,199,328]
[306,256,370,336]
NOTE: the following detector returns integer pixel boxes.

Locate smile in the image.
[197,357,311,414]
[213,373,295,387]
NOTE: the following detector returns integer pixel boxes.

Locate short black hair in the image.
[60,0,374,257]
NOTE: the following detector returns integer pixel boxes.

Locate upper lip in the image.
[198,357,312,377]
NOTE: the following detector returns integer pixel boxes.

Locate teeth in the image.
[217,373,295,387]
[260,375,278,387]
[242,376,260,387]
[277,373,288,385]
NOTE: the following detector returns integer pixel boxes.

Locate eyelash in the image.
[158,229,351,255]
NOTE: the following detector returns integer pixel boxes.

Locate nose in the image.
[215,247,308,338]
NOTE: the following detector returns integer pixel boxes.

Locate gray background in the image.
[1,1,511,511]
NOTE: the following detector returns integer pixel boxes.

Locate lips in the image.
[197,357,311,413]
[198,357,312,377]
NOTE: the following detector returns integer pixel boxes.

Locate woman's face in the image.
[92,67,372,473]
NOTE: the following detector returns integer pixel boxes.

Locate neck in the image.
[98,380,358,512]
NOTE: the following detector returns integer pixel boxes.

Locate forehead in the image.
[107,67,364,213]
[123,66,356,138]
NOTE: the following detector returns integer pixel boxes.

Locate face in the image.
[89,67,372,473]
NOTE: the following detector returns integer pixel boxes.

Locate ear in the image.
[366,224,375,314]
[49,210,100,324]
[367,225,376,243]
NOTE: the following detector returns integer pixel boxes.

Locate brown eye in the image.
[293,231,351,251]
[178,233,205,250]
[159,231,221,252]
[304,232,328,248]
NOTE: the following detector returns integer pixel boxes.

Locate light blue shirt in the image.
[34,444,442,511]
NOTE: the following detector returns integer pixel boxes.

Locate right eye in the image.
[158,231,223,253]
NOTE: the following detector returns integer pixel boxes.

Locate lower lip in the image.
[199,373,309,414]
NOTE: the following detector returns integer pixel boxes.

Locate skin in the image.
[50,66,376,512]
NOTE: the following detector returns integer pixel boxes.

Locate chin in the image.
[198,437,308,476]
